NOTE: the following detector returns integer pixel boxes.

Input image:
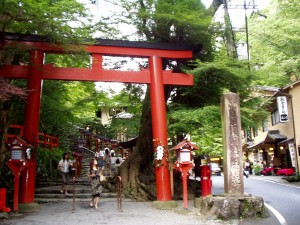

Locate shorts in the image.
[61,172,69,184]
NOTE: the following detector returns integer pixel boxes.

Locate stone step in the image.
[34,197,132,204]
[35,185,91,194]
[35,192,118,199]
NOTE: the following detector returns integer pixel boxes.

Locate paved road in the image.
[245,176,300,225]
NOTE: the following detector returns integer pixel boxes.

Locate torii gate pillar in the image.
[149,56,172,201]
[19,50,43,207]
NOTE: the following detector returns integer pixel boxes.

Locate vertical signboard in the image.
[288,142,296,168]
[277,96,288,122]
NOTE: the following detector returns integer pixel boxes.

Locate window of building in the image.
[271,109,280,125]
[262,119,268,132]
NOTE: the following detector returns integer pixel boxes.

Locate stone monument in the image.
[194,93,269,221]
[221,92,244,194]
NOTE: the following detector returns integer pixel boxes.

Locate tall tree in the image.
[0,0,95,159]
[248,0,300,86]
[94,0,224,198]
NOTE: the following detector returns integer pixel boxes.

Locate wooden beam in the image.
[3,40,193,58]
[0,65,194,86]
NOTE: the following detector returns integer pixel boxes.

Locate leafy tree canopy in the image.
[249,0,300,86]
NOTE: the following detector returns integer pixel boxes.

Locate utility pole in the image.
[226,0,257,64]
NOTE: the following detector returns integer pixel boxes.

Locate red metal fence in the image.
[6,125,58,150]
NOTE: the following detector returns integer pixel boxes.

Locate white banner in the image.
[277,96,288,122]
[288,142,296,168]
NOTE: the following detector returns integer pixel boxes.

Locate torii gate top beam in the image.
[0,32,201,85]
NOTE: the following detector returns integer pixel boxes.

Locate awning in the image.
[264,130,287,144]
[278,138,294,145]
[248,141,265,149]
[247,130,287,149]
[118,137,138,148]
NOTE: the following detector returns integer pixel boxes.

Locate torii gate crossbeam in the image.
[0,32,199,207]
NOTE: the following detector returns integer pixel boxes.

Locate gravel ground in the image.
[1,200,238,225]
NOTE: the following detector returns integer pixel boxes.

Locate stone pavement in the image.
[0,175,299,225]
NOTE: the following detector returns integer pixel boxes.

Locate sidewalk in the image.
[249,174,300,187]
[1,175,299,225]
[0,199,240,225]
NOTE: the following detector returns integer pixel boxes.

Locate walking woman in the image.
[87,158,103,209]
[58,152,73,196]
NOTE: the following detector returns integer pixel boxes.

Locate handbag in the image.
[99,171,106,182]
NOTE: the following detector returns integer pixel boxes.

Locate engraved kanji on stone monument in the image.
[221,93,244,195]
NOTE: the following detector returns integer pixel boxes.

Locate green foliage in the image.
[170,58,252,108]
[284,173,300,183]
[249,0,300,86]
[35,147,65,183]
[103,0,213,60]
[253,164,262,175]
[0,0,94,44]
[168,105,222,156]
[168,56,268,157]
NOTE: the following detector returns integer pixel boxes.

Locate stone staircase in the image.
[34,145,119,203]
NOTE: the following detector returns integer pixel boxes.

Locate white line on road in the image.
[265,203,288,225]
[250,177,300,189]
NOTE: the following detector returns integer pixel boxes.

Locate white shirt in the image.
[99,150,105,157]
[59,159,72,173]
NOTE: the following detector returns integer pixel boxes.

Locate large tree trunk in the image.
[120,86,156,200]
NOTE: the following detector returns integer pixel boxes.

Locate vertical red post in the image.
[181,166,189,209]
[20,50,44,203]
[200,165,212,197]
[149,56,172,201]
[7,161,27,211]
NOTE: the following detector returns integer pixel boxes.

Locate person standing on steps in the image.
[110,151,117,175]
[104,148,111,176]
[97,148,105,169]
[87,158,103,209]
[58,152,73,196]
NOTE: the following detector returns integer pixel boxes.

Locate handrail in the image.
[117,176,122,212]
[6,124,59,150]
[77,146,95,155]
[38,132,59,150]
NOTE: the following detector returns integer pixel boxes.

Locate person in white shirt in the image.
[58,152,73,195]
[110,152,117,175]
[97,148,105,169]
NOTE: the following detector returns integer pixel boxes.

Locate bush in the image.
[253,164,262,175]
[284,173,300,183]
[36,147,65,184]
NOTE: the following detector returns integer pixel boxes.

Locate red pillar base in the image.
[6,160,27,211]
[152,200,178,209]
[18,203,40,213]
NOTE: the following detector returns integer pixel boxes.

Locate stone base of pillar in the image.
[152,200,178,209]
[194,194,269,220]
[18,203,40,213]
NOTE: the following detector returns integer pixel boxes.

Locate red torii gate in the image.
[0,32,198,206]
